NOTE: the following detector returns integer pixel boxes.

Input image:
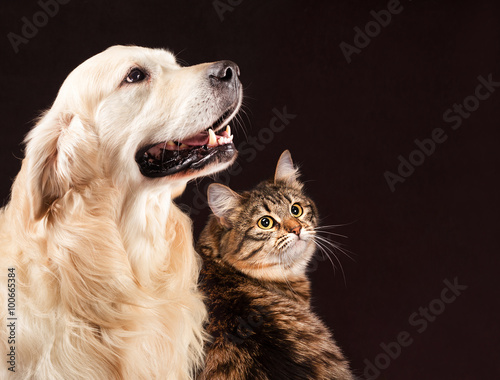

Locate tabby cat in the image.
[197,151,354,380]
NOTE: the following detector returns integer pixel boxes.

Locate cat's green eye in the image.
[257,216,275,230]
[290,203,303,217]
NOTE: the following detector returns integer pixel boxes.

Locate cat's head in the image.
[206,150,318,280]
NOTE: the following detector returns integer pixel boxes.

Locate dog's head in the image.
[24,45,242,220]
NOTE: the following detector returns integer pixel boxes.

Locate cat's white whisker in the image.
[314,235,355,263]
[315,221,357,229]
[315,241,340,274]
[312,239,347,286]
[312,229,349,239]
[276,253,299,297]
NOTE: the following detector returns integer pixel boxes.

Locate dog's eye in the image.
[125,68,146,83]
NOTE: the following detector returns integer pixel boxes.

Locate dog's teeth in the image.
[166,141,177,149]
[208,129,217,146]
[217,135,233,145]
[226,125,231,137]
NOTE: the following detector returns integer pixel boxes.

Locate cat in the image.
[197,150,354,380]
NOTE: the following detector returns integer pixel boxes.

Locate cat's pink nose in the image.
[284,219,302,235]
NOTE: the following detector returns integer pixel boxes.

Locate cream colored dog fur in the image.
[0,45,241,379]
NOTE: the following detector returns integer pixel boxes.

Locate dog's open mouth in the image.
[135,115,237,178]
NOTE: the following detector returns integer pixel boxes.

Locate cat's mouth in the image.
[278,234,315,264]
[135,110,237,178]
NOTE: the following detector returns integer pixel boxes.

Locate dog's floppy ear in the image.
[24,112,96,220]
[207,183,241,228]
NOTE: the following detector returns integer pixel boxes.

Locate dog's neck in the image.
[120,187,171,283]
[119,185,198,290]
[9,165,199,292]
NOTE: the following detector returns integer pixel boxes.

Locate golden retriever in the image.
[0,45,242,379]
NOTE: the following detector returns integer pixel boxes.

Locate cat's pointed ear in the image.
[207,183,241,228]
[274,150,300,184]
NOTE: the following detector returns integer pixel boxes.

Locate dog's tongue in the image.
[180,131,209,146]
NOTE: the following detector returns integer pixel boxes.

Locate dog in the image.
[0,45,242,379]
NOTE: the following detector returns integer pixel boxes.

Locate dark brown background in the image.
[1,1,499,379]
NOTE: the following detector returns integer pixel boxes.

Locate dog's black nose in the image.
[208,61,240,87]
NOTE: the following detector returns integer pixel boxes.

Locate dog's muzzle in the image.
[135,60,242,179]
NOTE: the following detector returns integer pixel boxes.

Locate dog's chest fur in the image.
[0,173,205,379]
